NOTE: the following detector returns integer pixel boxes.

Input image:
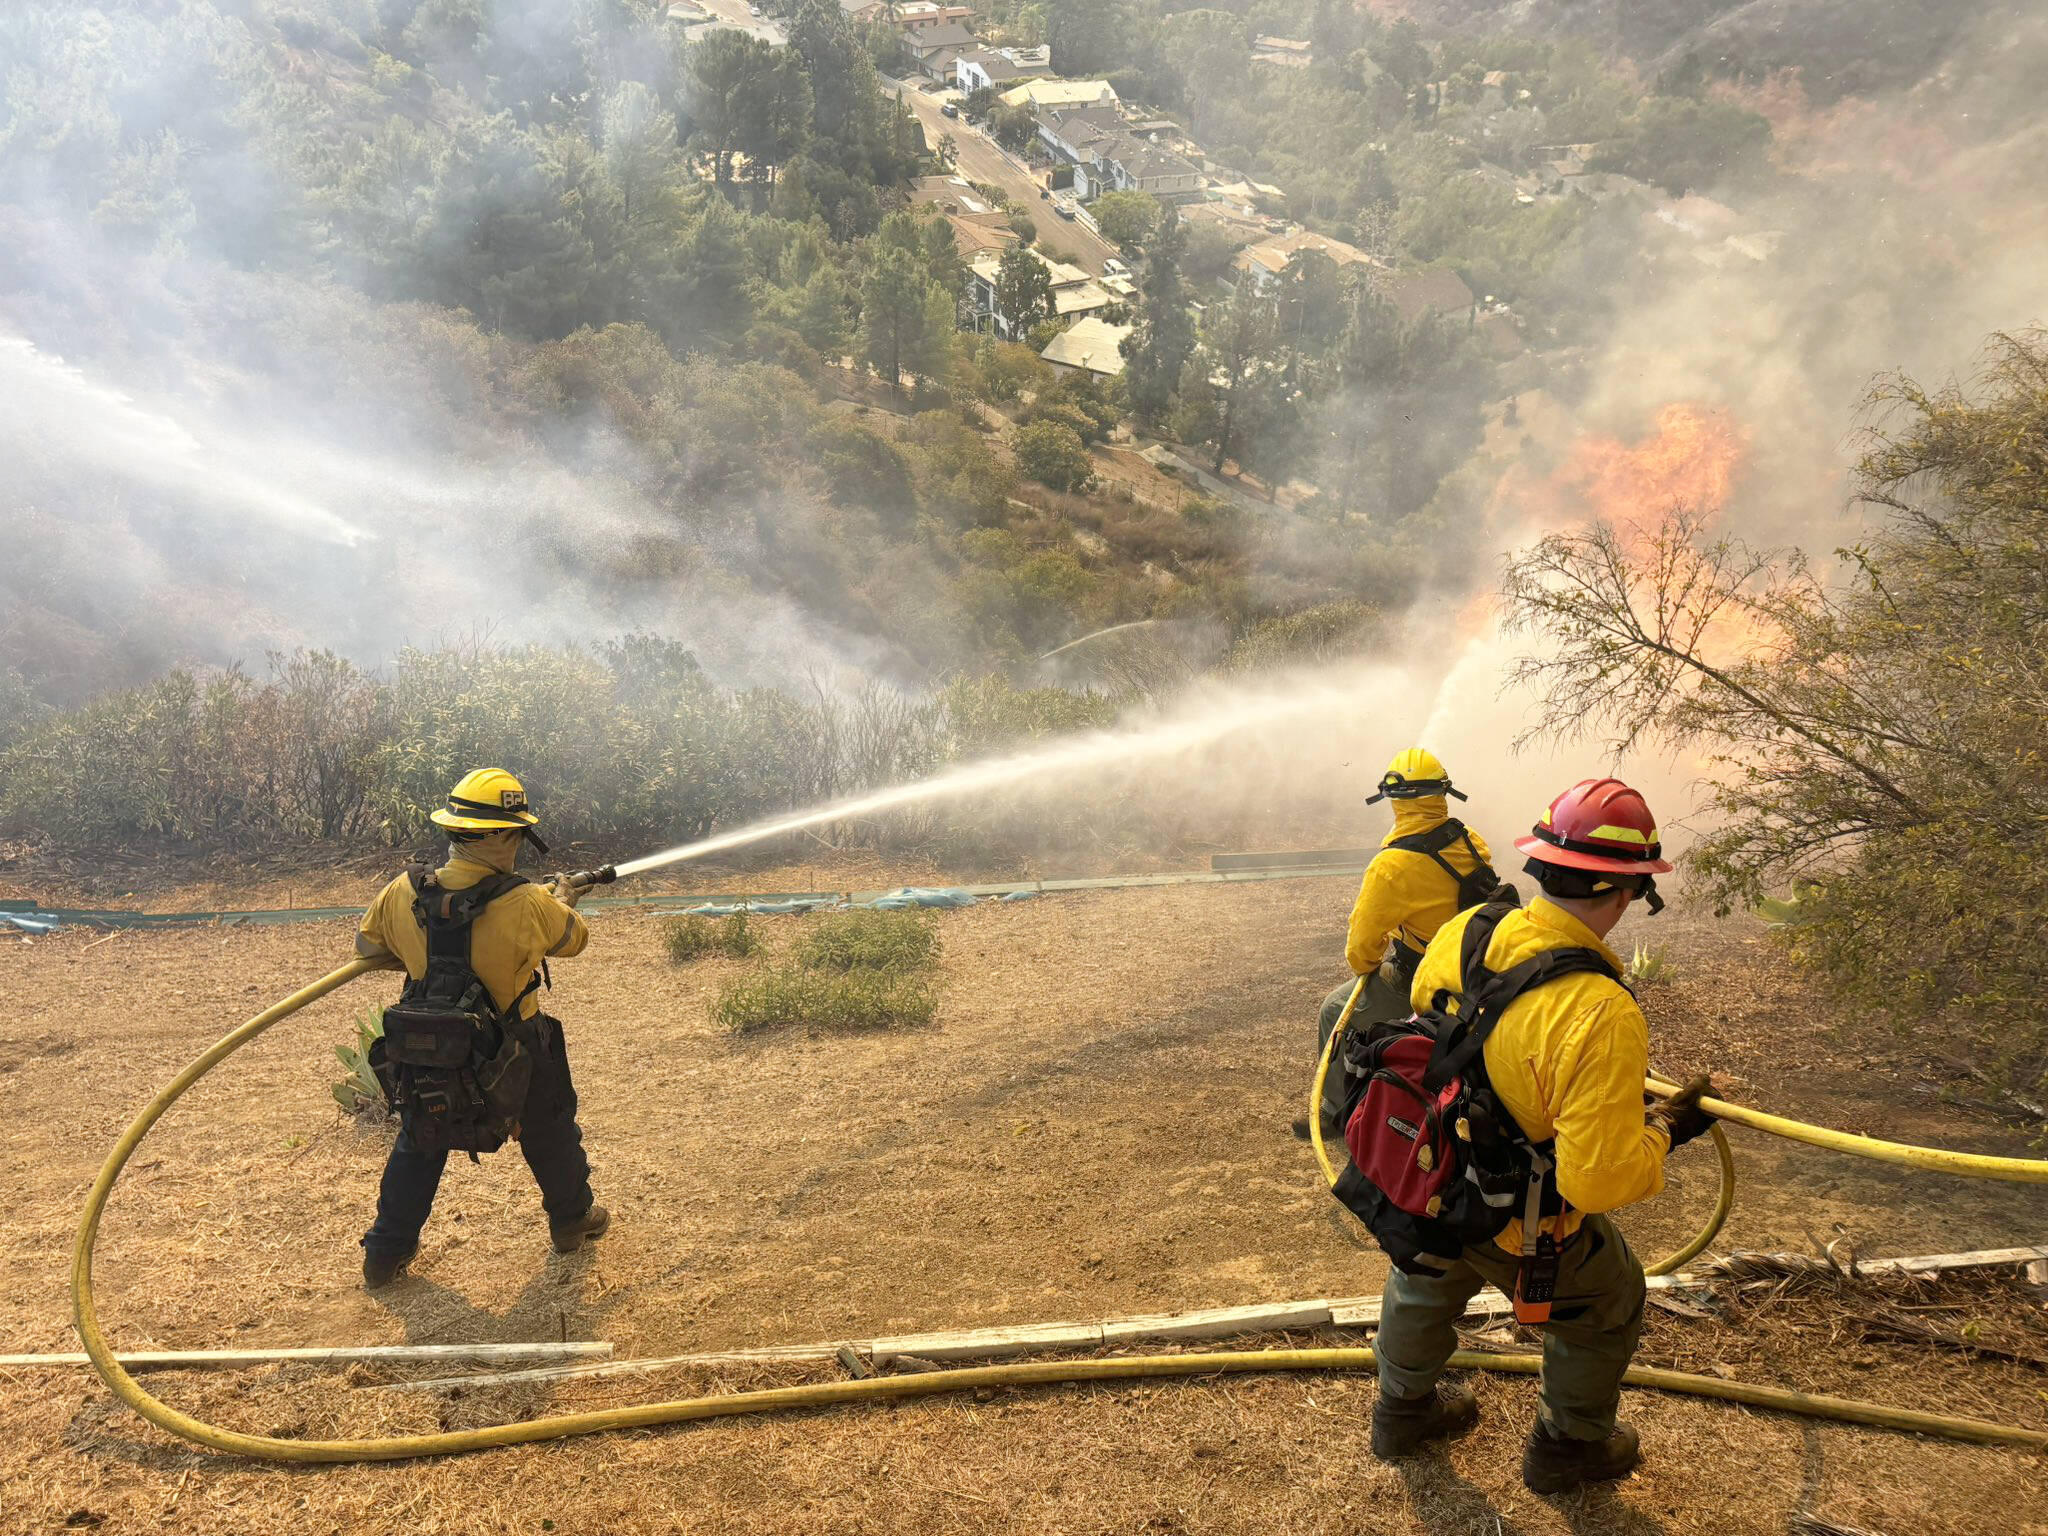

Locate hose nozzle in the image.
[557,865,618,893]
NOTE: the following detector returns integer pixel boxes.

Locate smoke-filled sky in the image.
[3,0,2044,844]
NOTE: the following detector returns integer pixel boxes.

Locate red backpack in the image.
[1330,903,1620,1288]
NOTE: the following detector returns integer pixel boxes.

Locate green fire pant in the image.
[1314,965,1412,1134]
[1373,1214,1647,1441]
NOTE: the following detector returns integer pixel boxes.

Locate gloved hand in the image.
[1646,1073,1717,1148]
[548,874,586,909]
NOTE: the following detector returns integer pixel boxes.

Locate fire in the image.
[1556,403,1748,532]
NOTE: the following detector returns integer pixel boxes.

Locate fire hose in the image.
[72,947,2048,1463]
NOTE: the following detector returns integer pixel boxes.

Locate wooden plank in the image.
[368,1243,2048,1394]
[1210,849,1373,872]
[1325,1246,2048,1329]
[870,1322,1104,1364]
[374,1343,849,1393]
[1848,1245,2048,1277]
[0,1342,613,1371]
[1100,1301,1330,1345]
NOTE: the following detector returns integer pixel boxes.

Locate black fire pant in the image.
[362,1014,594,1260]
[1312,963,1413,1135]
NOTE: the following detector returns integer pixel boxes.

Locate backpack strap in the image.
[1421,904,1619,1093]
[1389,819,1500,904]
[411,872,539,1016]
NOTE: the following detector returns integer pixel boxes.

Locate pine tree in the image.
[1120,209,1194,426]
[859,244,930,387]
[992,246,1053,338]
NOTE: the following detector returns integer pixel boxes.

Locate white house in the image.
[999,77,1116,112]
[1041,316,1133,378]
[955,46,1052,93]
[967,249,1115,338]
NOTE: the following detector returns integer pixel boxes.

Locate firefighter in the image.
[1296,748,1503,1140]
[355,769,610,1288]
[1366,777,1714,1492]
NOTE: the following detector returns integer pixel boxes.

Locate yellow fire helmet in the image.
[1365,746,1466,804]
[430,768,548,853]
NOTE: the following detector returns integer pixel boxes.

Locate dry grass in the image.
[3,878,2047,1534]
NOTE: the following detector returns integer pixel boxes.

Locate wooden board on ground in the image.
[373,1245,2048,1394]
[0,1342,614,1371]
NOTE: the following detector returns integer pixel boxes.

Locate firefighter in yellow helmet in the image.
[1295,749,1508,1140]
[352,769,609,1288]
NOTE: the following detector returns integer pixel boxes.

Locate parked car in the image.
[1102,257,1129,278]
[940,102,959,119]
[1054,201,1076,220]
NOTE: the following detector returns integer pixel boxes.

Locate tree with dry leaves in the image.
[1502,333,2048,1100]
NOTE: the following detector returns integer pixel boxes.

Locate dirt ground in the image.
[3,869,2046,1535]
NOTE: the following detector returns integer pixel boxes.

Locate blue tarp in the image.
[680,895,842,918]
[859,886,978,910]
[1,912,60,934]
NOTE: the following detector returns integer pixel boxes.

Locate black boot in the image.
[1290,1115,1312,1141]
[1522,1420,1641,1493]
[362,1242,418,1289]
[550,1202,611,1254]
[1370,1382,1479,1459]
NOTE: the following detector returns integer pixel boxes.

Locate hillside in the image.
[1401,0,2002,99]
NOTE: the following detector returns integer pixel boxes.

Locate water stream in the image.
[611,662,1403,879]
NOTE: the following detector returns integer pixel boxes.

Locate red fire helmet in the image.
[1513,777,1674,875]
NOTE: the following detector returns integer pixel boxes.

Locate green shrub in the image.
[793,908,939,972]
[713,966,938,1035]
[1014,420,1093,492]
[663,912,761,963]
[333,1008,388,1119]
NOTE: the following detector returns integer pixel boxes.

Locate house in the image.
[1376,267,1476,328]
[955,46,1050,92]
[998,77,1116,112]
[943,209,1019,258]
[967,249,1114,338]
[1076,136,1203,204]
[912,175,1018,255]
[1178,201,1276,251]
[904,20,975,77]
[1042,317,1134,378]
[1036,102,1124,167]
[1234,229,1380,293]
[839,0,889,21]
[1252,35,1312,68]
[1034,102,1202,204]
[1207,178,1287,215]
[895,1,975,28]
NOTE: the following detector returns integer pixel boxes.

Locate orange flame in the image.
[1556,403,1748,532]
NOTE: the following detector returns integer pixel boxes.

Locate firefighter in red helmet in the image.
[1365,778,1716,1492]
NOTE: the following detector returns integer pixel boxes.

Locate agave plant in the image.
[332,1007,388,1117]
[1626,941,1672,986]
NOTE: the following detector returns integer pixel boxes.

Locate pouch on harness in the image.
[1329,902,1620,1305]
[370,869,541,1158]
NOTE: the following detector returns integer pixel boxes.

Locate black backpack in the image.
[369,869,541,1158]
[1328,902,1620,1276]
[1387,818,1518,913]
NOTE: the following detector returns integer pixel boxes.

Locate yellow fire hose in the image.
[72,961,2048,1463]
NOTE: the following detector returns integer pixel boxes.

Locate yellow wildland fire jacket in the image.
[1411,896,1669,1250]
[356,857,588,1020]
[1344,797,1496,975]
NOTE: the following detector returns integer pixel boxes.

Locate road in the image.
[886,77,1119,277]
